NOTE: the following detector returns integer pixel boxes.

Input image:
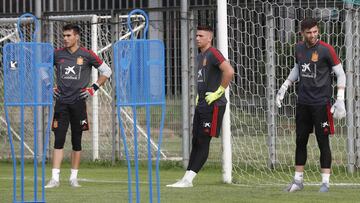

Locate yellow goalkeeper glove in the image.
[205,86,225,105]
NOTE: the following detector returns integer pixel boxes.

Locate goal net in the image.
[227,0,360,185]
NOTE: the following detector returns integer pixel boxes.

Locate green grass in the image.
[1,161,360,203]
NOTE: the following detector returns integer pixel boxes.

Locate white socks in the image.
[294,172,330,186]
[321,173,330,186]
[51,168,60,182]
[51,168,79,182]
[70,169,79,181]
[294,171,303,182]
[183,170,197,183]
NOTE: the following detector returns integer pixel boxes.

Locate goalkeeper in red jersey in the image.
[167,25,234,188]
[276,18,346,192]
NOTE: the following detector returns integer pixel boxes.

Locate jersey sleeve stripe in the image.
[80,47,103,65]
[209,47,225,64]
[320,41,340,65]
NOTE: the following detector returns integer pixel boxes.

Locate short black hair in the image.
[197,25,213,32]
[63,24,80,35]
[300,18,318,31]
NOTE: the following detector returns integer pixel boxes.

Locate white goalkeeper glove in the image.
[276,80,292,108]
[331,89,346,119]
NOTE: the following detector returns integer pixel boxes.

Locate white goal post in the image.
[217,0,232,184]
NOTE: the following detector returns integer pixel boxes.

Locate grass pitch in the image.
[0,161,359,203]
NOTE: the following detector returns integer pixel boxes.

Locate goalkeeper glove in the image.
[196,94,199,105]
[79,83,99,100]
[205,86,225,105]
[276,80,291,108]
[331,89,346,119]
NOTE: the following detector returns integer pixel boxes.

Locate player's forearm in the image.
[98,62,112,78]
[331,63,346,100]
[95,75,109,87]
[332,63,346,89]
[220,62,234,88]
[285,63,299,85]
[95,62,112,87]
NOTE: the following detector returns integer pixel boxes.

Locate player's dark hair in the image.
[197,25,213,32]
[300,18,318,31]
[63,24,80,35]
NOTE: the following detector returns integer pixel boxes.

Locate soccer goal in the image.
[222,0,360,185]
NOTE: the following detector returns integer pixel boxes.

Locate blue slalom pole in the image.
[4,107,17,202]
[3,13,53,203]
[118,107,133,203]
[156,104,166,203]
[146,105,153,203]
[19,43,25,202]
[114,8,165,203]
[33,45,38,202]
[132,106,140,203]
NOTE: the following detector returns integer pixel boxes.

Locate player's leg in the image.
[166,108,200,188]
[187,104,225,173]
[168,134,211,188]
[187,107,200,171]
[313,103,333,192]
[46,102,70,188]
[285,104,312,192]
[185,126,212,173]
[68,99,88,187]
[167,105,225,188]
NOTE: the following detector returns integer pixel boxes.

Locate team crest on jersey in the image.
[202,57,207,66]
[77,56,84,65]
[311,51,319,62]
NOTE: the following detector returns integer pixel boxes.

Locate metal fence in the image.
[0,0,220,163]
[2,0,359,185]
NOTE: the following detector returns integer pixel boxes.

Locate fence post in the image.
[35,0,44,163]
[355,10,360,169]
[91,15,99,160]
[265,3,277,169]
[111,11,119,163]
[345,3,355,173]
[180,0,190,168]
